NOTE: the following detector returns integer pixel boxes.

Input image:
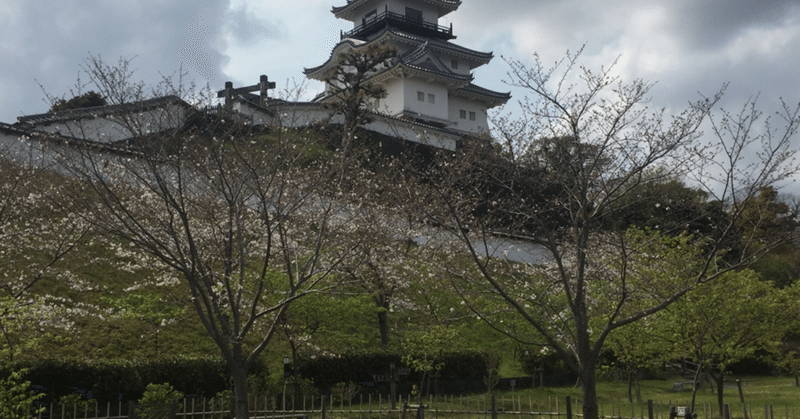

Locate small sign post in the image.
[373,364,410,410]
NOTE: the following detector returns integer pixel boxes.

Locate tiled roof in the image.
[303,38,367,76]
[17,95,189,126]
[458,83,512,101]
[396,41,474,83]
[305,28,490,82]
[369,27,493,62]
[0,121,32,136]
[333,0,461,17]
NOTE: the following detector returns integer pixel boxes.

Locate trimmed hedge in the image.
[10,351,485,404]
[298,350,487,390]
[12,356,235,404]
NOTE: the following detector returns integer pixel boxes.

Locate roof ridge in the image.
[17,95,187,125]
[367,28,494,62]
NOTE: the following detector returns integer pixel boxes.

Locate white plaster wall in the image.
[380,78,406,115]
[364,117,458,150]
[232,103,273,126]
[439,52,474,75]
[448,95,489,134]
[402,77,449,121]
[262,104,343,128]
[279,106,340,127]
[0,130,28,161]
[26,105,186,143]
[33,118,130,143]
[0,129,86,173]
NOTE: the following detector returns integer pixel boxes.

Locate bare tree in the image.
[398,47,800,419]
[36,58,373,419]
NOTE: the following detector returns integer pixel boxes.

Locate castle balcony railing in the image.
[341,10,455,41]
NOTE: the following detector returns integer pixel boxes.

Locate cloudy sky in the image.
[2,1,800,149]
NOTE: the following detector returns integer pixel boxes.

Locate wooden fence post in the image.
[321,395,326,419]
[492,395,498,419]
[648,400,654,419]
[566,396,572,419]
[736,380,747,419]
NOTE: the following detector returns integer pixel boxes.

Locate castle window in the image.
[460,110,467,119]
[428,94,435,104]
[469,111,476,121]
[406,7,423,22]
[451,60,459,70]
[418,91,425,102]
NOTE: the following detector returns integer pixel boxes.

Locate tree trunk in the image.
[374,291,391,349]
[635,378,642,404]
[580,366,600,419]
[627,370,634,403]
[710,369,725,418]
[689,363,703,414]
[418,370,427,406]
[231,360,250,419]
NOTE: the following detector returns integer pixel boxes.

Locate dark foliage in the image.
[411,140,571,237]
[50,91,107,112]
[11,356,239,404]
[520,350,578,386]
[298,351,487,391]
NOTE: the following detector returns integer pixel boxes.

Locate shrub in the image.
[0,369,44,419]
[17,356,229,403]
[136,383,182,419]
[139,382,183,405]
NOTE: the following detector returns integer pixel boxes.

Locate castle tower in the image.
[305,0,510,137]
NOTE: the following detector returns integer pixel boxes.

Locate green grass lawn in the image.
[470,376,800,419]
[300,376,800,419]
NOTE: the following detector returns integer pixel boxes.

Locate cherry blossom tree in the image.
[31,53,388,418]
[51,120,378,418]
[397,47,800,419]
[0,148,95,362]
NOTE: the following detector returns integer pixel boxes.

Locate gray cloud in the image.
[179,1,230,83]
[667,0,798,50]
[0,0,234,122]
[3,0,800,179]
[225,4,285,45]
